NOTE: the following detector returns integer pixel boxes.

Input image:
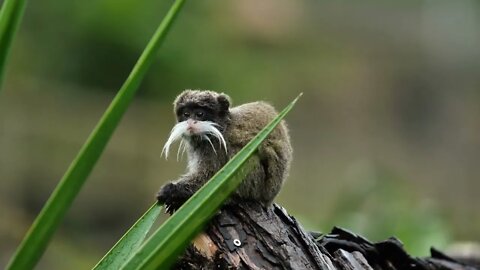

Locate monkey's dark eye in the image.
[195,111,204,118]
[183,112,190,118]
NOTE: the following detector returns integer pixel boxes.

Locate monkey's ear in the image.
[217,93,231,113]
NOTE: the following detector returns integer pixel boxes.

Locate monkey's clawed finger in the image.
[157,182,191,214]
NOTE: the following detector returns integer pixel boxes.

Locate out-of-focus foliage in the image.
[323,161,450,256]
[1,0,479,268]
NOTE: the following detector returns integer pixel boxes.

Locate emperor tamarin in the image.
[157,90,292,211]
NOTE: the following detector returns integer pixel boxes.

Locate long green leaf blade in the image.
[121,93,302,270]
[6,1,186,269]
[93,204,162,270]
[0,0,27,89]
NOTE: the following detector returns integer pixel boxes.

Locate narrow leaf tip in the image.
[292,92,303,105]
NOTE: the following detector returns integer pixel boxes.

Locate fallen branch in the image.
[173,202,477,269]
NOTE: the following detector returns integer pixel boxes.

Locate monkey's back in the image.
[226,101,292,204]
[227,101,289,148]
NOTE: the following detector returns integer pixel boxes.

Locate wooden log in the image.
[173,203,477,270]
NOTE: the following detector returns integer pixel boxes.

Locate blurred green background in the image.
[1,0,480,268]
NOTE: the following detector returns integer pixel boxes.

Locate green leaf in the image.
[0,0,27,89]
[121,93,302,270]
[93,204,162,270]
[6,1,186,269]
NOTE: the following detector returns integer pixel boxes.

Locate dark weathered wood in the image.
[317,227,478,270]
[173,203,477,270]
[333,250,373,270]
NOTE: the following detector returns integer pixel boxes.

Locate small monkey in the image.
[157,90,292,212]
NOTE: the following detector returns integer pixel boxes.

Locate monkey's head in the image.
[162,90,231,158]
[173,90,231,126]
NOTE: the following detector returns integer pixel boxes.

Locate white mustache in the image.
[161,120,228,159]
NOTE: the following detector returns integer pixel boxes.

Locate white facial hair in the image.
[161,120,228,159]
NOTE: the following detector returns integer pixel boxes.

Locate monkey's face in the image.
[176,105,216,125]
[161,91,231,159]
[175,105,226,139]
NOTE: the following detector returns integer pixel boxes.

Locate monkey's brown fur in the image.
[157,90,292,211]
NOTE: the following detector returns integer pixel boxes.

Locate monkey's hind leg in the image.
[257,145,289,205]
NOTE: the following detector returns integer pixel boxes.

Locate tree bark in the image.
[173,202,477,270]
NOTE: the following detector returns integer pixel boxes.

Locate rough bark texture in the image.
[173,203,478,270]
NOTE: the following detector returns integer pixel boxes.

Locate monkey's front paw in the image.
[156,182,191,214]
[156,182,175,204]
